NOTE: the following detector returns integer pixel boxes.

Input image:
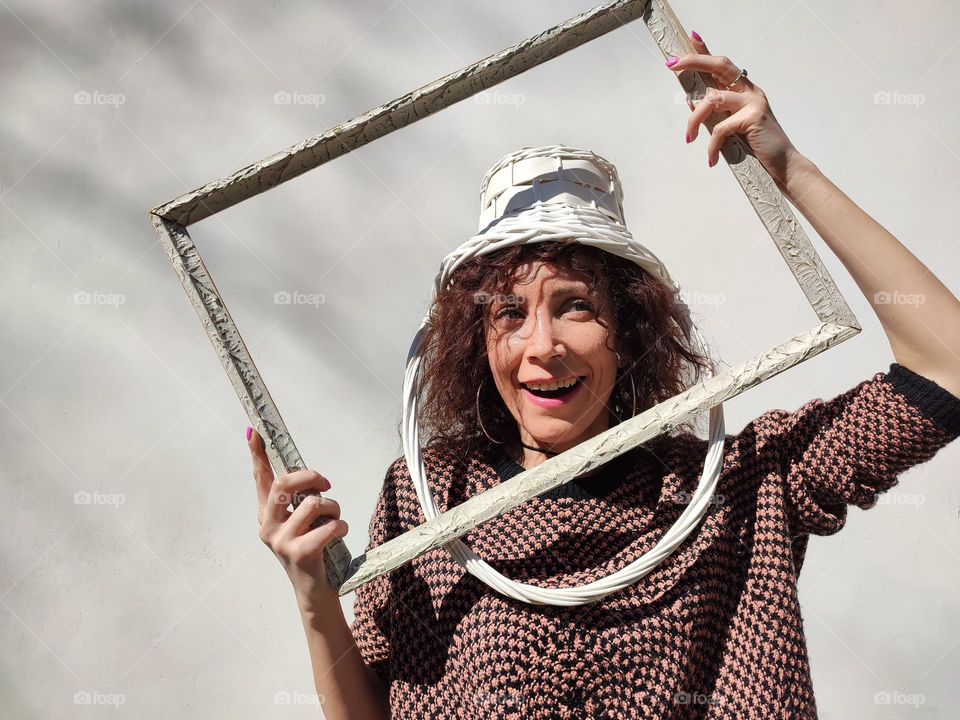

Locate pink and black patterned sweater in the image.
[350,363,960,719]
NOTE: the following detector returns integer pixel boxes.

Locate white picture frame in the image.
[148,0,860,596]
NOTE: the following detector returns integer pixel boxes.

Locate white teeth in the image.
[525,377,580,391]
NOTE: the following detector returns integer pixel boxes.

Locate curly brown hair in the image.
[412,240,717,466]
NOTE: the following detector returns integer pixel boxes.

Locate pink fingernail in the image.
[665,56,679,67]
[246,426,252,441]
[685,131,691,144]
[691,30,703,43]
[709,156,717,168]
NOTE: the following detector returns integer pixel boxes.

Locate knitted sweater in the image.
[350,363,960,719]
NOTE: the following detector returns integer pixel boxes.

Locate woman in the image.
[248,33,960,719]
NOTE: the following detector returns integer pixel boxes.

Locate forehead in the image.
[504,261,592,291]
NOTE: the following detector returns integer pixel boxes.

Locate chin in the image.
[523,418,581,441]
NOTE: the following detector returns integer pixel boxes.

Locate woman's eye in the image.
[494,307,523,320]
[568,299,595,313]
[493,299,594,321]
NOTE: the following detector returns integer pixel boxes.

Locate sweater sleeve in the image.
[348,456,407,688]
[751,362,960,538]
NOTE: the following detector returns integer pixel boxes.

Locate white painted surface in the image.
[1,1,958,717]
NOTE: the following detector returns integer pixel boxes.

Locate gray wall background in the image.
[2,1,958,717]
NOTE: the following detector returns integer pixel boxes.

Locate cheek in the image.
[579,330,619,388]
[578,327,615,362]
[505,330,529,350]
[486,343,516,388]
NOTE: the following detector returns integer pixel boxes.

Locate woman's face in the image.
[484,260,619,460]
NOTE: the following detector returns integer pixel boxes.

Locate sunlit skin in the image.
[484,261,621,474]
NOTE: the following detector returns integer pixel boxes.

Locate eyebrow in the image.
[517,282,592,298]
[491,283,594,309]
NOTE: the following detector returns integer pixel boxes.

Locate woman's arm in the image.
[780,152,960,397]
[298,598,390,719]
[248,427,390,719]
[666,33,960,396]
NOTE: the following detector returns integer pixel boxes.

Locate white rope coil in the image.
[402,146,725,606]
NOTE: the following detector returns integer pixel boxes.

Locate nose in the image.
[517,305,565,363]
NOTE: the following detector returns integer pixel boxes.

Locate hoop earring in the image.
[612,351,637,418]
[614,369,638,418]
[476,377,506,445]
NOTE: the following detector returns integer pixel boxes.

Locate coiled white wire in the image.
[400,150,725,606]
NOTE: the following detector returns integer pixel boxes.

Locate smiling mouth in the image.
[521,376,586,399]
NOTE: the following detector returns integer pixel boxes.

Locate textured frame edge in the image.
[149,215,353,588]
[146,0,862,597]
[152,0,653,226]
[339,320,858,594]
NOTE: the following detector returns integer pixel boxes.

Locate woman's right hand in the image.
[248,427,349,611]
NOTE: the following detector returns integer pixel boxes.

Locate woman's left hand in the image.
[666,32,803,187]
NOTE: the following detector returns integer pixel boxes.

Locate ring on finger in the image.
[726,67,748,87]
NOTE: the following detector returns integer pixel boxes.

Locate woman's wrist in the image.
[776,149,821,201]
[297,591,345,624]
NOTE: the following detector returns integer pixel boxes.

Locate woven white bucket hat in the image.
[401,145,725,606]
